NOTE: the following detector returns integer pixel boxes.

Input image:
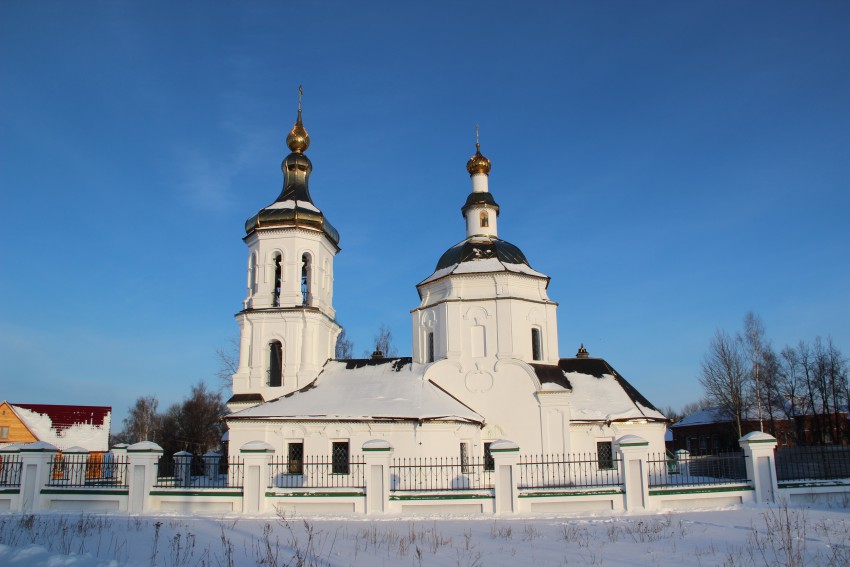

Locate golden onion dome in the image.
[466,142,491,176]
[286,108,310,153]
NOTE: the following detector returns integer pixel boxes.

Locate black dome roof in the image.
[435,236,531,271]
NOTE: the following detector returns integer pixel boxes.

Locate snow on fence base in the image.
[3,435,850,516]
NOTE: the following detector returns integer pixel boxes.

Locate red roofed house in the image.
[0,401,111,452]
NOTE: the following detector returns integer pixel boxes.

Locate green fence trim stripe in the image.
[390,493,494,501]
[519,488,623,498]
[41,489,128,496]
[649,485,753,496]
[778,481,850,489]
[150,490,243,497]
[265,491,365,498]
[362,448,392,452]
[0,488,21,494]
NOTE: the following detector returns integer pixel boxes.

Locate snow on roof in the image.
[531,358,666,423]
[227,358,484,424]
[420,258,546,285]
[565,371,666,422]
[264,199,320,213]
[10,404,111,452]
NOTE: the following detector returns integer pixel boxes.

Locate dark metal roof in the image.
[226,393,265,405]
[341,357,412,372]
[12,404,111,432]
[460,192,500,217]
[244,151,340,246]
[435,237,531,271]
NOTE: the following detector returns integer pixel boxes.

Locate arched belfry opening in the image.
[268,340,283,387]
[272,253,282,307]
[301,253,312,306]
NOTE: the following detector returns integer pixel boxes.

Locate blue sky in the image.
[1,1,849,428]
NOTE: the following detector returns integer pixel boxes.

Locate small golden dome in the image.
[286,108,310,153]
[466,142,491,176]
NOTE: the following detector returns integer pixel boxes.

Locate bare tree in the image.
[742,312,766,431]
[215,335,240,390]
[700,329,751,438]
[158,382,228,456]
[121,396,161,444]
[367,323,398,358]
[335,327,354,359]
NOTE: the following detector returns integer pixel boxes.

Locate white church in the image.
[223,103,667,464]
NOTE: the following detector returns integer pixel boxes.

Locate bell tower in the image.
[229,89,342,409]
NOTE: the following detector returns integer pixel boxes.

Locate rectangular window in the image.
[460,442,470,473]
[0,426,8,440]
[331,441,349,475]
[597,441,614,470]
[483,442,495,472]
[427,332,435,363]
[288,442,304,475]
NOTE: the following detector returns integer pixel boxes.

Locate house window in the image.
[597,441,614,470]
[301,254,312,306]
[272,253,282,307]
[287,442,304,475]
[483,442,495,471]
[460,442,471,474]
[331,441,349,474]
[0,426,8,440]
[427,332,435,363]
[480,210,489,228]
[268,341,283,387]
[531,328,542,361]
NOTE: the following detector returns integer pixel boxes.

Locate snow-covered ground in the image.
[1,504,849,566]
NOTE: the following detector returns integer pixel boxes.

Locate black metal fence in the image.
[647,451,748,488]
[518,453,623,489]
[154,455,244,488]
[390,456,494,491]
[775,445,850,482]
[0,454,22,487]
[268,456,366,489]
[46,453,128,488]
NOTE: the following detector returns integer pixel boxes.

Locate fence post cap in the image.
[63,446,89,454]
[489,439,520,452]
[20,441,59,452]
[0,443,23,453]
[739,431,776,444]
[240,440,275,453]
[615,435,649,447]
[362,439,393,452]
[127,441,163,453]
[203,451,221,458]
[111,443,129,449]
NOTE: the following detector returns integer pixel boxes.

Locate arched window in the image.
[272,253,282,307]
[480,210,489,228]
[268,341,283,387]
[301,253,312,306]
[427,332,435,363]
[531,328,542,361]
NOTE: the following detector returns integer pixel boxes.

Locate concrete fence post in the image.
[616,435,650,512]
[490,440,520,515]
[127,441,163,514]
[240,441,275,514]
[18,442,59,512]
[203,451,221,481]
[362,439,393,515]
[739,431,778,503]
